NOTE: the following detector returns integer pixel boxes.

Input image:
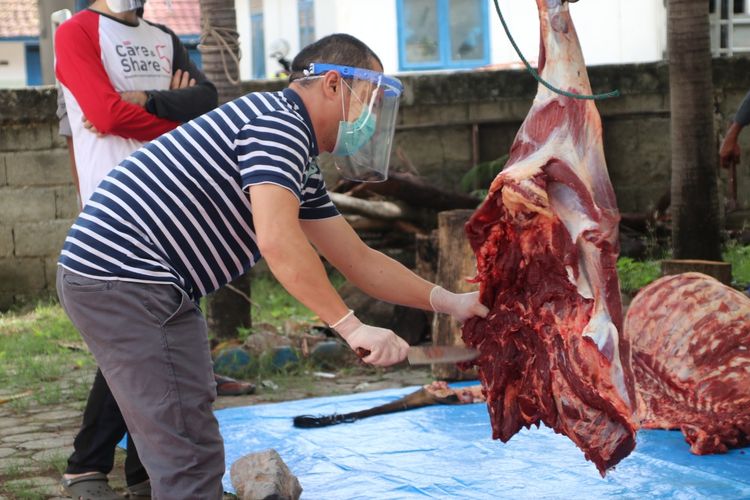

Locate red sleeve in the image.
[54,12,178,141]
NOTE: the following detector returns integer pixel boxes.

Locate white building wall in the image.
[489,1,540,69]
[236,0,299,80]
[490,0,667,68]
[0,42,27,88]
[312,0,337,40]
[263,0,301,77]
[309,0,399,73]
[570,0,667,64]
[242,0,668,79]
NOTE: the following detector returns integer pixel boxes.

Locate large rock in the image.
[230,449,302,500]
[309,340,355,369]
[243,323,293,356]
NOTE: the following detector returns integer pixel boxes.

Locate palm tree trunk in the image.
[199,0,242,103]
[668,0,721,260]
[199,0,250,338]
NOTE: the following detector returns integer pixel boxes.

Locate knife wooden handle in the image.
[355,348,370,358]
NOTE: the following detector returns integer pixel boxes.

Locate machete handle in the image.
[355,348,370,358]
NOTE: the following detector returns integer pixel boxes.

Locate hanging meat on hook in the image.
[462,0,637,475]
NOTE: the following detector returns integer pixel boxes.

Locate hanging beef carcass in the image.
[461,0,637,475]
[626,272,750,455]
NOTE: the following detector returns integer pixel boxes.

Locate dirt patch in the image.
[214,365,434,410]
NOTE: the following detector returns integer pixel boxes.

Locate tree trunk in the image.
[199,0,248,338]
[668,0,721,260]
[199,0,242,103]
[432,210,478,381]
[206,279,252,339]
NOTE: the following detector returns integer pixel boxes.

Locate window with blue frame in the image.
[251,0,266,79]
[179,36,202,69]
[25,42,41,85]
[298,0,315,48]
[397,0,489,71]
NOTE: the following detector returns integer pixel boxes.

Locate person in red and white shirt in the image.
[55,0,217,205]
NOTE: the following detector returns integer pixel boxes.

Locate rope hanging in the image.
[198,20,242,86]
[492,0,620,101]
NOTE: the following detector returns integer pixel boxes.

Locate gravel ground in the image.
[0,363,433,499]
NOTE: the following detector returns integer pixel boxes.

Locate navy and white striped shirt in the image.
[59,88,339,300]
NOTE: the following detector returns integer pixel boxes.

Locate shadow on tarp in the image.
[216,383,750,499]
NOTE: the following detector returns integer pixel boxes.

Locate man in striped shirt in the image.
[57,33,488,498]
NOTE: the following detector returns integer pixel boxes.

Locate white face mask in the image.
[105,0,145,13]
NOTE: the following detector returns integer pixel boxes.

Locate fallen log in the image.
[329,192,418,221]
[343,215,394,232]
[337,172,480,211]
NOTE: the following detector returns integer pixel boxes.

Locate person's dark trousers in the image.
[65,368,149,487]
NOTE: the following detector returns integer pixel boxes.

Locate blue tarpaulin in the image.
[216,383,750,499]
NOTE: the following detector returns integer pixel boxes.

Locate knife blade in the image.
[407,345,479,364]
[355,346,479,364]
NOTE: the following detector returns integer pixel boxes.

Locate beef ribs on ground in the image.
[626,272,750,455]
[461,0,637,475]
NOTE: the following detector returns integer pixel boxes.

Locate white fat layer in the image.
[507,124,576,182]
[548,182,595,299]
[548,182,596,242]
[574,262,594,300]
[675,364,692,382]
[583,308,630,406]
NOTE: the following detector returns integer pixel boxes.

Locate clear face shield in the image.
[308,63,403,182]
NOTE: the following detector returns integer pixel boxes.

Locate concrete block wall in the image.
[244,59,750,214]
[2,59,750,309]
[0,87,78,310]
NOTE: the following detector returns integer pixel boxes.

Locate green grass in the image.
[617,242,750,294]
[616,257,661,294]
[2,482,45,500]
[459,154,508,200]
[247,270,346,331]
[723,240,750,288]
[35,451,69,475]
[248,274,319,327]
[0,302,95,404]
[0,270,353,410]
[1,459,25,481]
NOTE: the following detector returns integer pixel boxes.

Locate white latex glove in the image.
[331,310,409,366]
[430,286,489,324]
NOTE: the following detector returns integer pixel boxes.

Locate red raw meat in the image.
[461,0,637,475]
[626,273,750,455]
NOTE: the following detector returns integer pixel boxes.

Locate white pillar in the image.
[235,0,252,81]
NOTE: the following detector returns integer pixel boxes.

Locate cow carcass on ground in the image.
[626,272,750,455]
[461,0,637,475]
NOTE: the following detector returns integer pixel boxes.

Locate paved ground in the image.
[0,365,433,499]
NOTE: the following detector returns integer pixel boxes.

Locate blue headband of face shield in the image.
[305,63,403,182]
[306,63,404,95]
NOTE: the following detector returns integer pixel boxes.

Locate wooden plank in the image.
[660,259,733,285]
[432,209,478,381]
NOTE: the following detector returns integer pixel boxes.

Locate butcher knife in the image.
[355,346,479,365]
